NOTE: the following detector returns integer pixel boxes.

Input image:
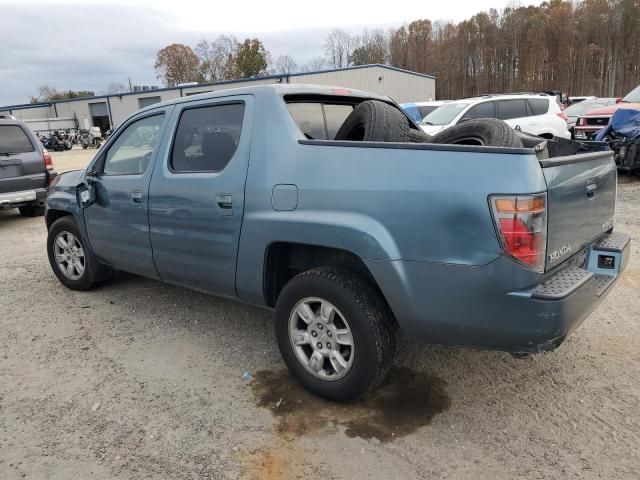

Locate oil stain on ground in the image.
[250,366,450,442]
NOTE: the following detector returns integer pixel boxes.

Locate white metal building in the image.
[0,64,435,133]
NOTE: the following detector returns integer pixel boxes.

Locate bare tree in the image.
[102,82,128,95]
[302,57,327,72]
[274,55,298,74]
[195,35,239,81]
[324,28,359,68]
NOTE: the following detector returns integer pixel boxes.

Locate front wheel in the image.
[275,267,397,402]
[47,216,100,291]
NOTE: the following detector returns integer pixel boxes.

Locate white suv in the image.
[420,94,570,139]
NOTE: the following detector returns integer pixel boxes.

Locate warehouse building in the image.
[0,64,435,133]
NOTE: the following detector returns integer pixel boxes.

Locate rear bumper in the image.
[366,232,630,353]
[0,188,48,209]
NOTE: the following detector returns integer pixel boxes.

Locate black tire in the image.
[275,266,397,402]
[47,216,101,291]
[19,205,45,217]
[430,118,523,148]
[335,100,414,143]
[406,129,432,143]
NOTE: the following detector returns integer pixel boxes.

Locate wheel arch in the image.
[46,208,72,229]
[263,242,384,308]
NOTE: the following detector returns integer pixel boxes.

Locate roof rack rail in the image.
[460,92,552,100]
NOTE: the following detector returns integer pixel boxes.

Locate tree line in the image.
[327,0,640,99]
[30,0,640,102]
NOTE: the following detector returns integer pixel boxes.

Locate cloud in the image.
[0,0,538,105]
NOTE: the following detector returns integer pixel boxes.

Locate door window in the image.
[527,98,549,116]
[170,103,245,172]
[103,114,164,175]
[461,101,496,121]
[497,100,528,120]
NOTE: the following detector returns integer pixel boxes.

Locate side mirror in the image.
[76,181,96,208]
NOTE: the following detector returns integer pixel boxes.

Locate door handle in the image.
[130,191,143,204]
[215,193,233,215]
[586,183,597,199]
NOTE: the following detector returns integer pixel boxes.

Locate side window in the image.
[103,114,164,175]
[527,98,550,116]
[461,101,496,120]
[324,104,354,139]
[497,100,527,120]
[287,103,326,139]
[171,103,244,173]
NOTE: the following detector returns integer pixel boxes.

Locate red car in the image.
[574,85,640,140]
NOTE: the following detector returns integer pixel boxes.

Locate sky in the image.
[0,0,538,106]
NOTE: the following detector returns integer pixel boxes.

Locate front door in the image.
[83,111,169,278]
[148,95,253,297]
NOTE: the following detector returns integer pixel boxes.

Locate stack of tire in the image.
[335,100,523,148]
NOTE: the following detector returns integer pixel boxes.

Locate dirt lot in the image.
[1,148,639,479]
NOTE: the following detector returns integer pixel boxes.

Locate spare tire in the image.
[335,100,416,142]
[430,118,523,148]
[405,129,432,143]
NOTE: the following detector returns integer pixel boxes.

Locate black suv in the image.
[0,119,57,216]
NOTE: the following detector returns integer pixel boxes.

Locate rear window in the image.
[497,100,528,120]
[287,103,325,139]
[0,125,34,154]
[286,102,354,140]
[527,98,549,116]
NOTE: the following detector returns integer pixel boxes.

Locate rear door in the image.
[0,123,45,194]
[497,99,532,133]
[148,94,254,297]
[541,152,617,270]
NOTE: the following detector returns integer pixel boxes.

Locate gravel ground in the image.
[1,149,639,479]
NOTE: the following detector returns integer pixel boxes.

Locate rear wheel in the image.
[275,267,397,402]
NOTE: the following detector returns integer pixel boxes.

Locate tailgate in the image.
[0,124,46,194]
[541,151,616,271]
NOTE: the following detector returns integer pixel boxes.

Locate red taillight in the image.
[491,194,547,272]
[556,111,568,122]
[43,148,53,171]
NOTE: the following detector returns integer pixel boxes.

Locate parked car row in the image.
[417,93,571,139]
[404,85,640,173]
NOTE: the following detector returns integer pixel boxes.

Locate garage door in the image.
[89,102,109,117]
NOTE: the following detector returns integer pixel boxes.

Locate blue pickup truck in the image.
[46,85,630,401]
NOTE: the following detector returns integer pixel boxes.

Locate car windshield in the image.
[564,99,613,117]
[623,86,640,103]
[420,103,468,125]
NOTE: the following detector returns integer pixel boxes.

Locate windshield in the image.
[623,85,640,103]
[420,103,468,125]
[564,99,614,117]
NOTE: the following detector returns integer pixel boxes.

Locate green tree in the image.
[235,39,269,78]
[29,85,95,103]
